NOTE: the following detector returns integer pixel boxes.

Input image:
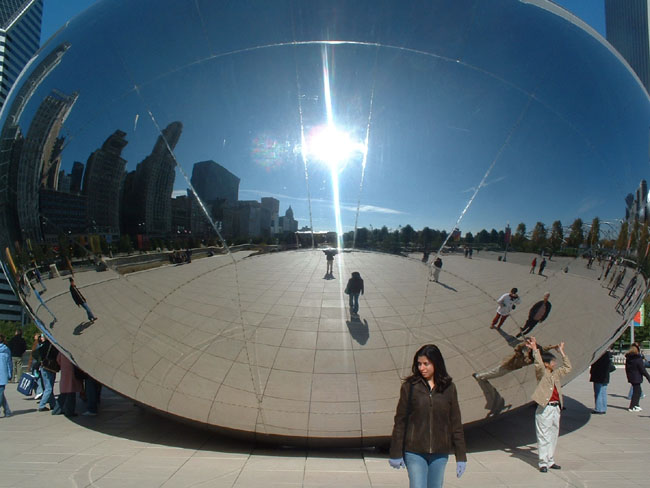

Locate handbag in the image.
[16,373,35,396]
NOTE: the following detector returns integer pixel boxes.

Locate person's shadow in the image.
[473,377,511,417]
[434,282,458,292]
[346,317,369,345]
[323,273,335,280]
[497,328,517,344]
[73,320,94,335]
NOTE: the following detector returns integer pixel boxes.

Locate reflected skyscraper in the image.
[0,42,69,249]
[69,161,83,193]
[0,0,43,110]
[190,160,239,204]
[605,0,650,93]
[15,89,78,242]
[83,130,128,236]
[122,122,182,236]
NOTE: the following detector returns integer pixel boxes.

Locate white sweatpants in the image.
[535,404,560,468]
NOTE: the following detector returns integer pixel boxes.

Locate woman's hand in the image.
[457,461,467,478]
[388,458,405,469]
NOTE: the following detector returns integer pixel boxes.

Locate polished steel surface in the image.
[1,0,649,444]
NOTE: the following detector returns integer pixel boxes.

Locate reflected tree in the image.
[615,221,629,253]
[567,218,584,248]
[531,222,547,250]
[549,220,563,252]
[586,217,600,249]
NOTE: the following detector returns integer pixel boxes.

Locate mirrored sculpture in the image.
[1,0,649,445]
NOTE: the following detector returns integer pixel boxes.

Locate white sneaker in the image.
[628,406,643,412]
[34,393,43,400]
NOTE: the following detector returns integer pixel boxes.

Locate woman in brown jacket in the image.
[389,344,467,487]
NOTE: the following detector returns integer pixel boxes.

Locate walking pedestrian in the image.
[538,258,547,275]
[0,334,13,417]
[36,339,59,412]
[430,257,442,283]
[27,334,44,399]
[625,344,650,412]
[323,249,336,276]
[490,288,520,330]
[345,271,364,316]
[516,293,552,338]
[389,344,467,487]
[69,278,97,322]
[529,337,571,473]
[589,349,614,414]
[7,329,26,382]
[52,352,82,418]
[530,257,537,274]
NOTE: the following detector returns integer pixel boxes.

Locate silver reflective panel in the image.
[1,0,649,444]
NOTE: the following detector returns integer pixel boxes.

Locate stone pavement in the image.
[1,366,648,487]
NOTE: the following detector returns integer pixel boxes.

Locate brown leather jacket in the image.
[389,378,467,461]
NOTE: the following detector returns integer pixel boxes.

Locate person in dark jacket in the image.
[36,339,59,411]
[389,344,467,487]
[516,293,552,338]
[7,329,26,382]
[625,344,650,412]
[345,272,364,315]
[589,350,613,414]
[69,278,97,322]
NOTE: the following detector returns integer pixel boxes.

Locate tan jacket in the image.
[531,348,571,408]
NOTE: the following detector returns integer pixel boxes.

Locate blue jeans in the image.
[81,302,96,321]
[593,382,607,413]
[39,369,56,410]
[0,385,10,415]
[349,293,360,313]
[404,451,448,488]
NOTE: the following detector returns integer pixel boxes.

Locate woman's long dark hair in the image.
[405,344,452,392]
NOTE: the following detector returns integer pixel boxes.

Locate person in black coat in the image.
[589,350,613,414]
[516,293,552,338]
[625,344,650,412]
[345,272,364,316]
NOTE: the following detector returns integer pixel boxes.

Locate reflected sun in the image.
[302,124,366,172]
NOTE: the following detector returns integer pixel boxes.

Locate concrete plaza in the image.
[0,366,648,488]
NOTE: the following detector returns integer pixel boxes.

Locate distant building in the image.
[261,197,280,234]
[83,130,128,236]
[279,205,298,233]
[57,169,70,193]
[122,121,182,236]
[625,179,649,224]
[0,0,43,110]
[190,160,240,204]
[15,89,78,242]
[0,263,22,322]
[223,200,263,239]
[605,0,650,93]
[171,194,191,234]
[39,188,87,241]
[69,161,84,193]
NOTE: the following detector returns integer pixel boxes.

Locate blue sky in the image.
[32,1,648,236]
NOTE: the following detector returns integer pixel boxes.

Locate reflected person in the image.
[345,272,364,316]
[473,338,559,381]
[389,344,467,487]
[430,257,442,283]
[69,278,97,323]
[490,288,520,330]
[516,293,552,338]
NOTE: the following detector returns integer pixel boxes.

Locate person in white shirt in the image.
[490,287,520,330]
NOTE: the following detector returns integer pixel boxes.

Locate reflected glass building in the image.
[0,0,43,109]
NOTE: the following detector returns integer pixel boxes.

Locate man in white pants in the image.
[529,337,571,473]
